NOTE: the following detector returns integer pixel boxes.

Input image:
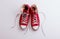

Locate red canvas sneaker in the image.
[19,4,30,30]
[30,5,40,31]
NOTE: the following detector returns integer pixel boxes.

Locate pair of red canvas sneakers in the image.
[19,4,40,31]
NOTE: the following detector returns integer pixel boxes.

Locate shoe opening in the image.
[24,5,28,10]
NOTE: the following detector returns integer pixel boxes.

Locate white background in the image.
[0,0,60,39]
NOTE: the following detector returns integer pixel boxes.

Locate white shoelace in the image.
[39,12,46,37]
[22,12,29,24]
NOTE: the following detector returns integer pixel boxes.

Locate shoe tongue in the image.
[23,10,28,13]
[32,11,36,14]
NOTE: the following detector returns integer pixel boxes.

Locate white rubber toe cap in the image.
[32,26,39,30]
[20,25,27,30]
